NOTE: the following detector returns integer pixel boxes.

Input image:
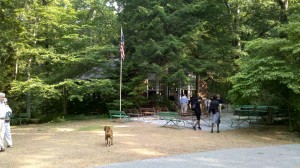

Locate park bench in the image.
[270,106,288,121]
[231,105,258,128]
[140,107,156,116]
[179,110,195,126]
[157,112,183,127]
[124,108,144,121]
[155,106,169,112]
[16,113,30,125]
[180,109,211,126]
[231,105,280,127]
[109,110,130,122]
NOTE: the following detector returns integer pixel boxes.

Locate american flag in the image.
[120,28,125,61]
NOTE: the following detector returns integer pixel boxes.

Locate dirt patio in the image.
[0,119,299,168]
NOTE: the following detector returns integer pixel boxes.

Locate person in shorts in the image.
[209,95,220,133]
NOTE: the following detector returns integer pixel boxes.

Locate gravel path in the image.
[96,144,300,168]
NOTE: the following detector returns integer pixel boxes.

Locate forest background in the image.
[0,0,299,130]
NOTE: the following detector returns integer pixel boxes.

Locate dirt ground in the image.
[0,119,299,168]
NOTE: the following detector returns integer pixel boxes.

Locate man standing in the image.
[0,93,7,151]
[180,94,188,113]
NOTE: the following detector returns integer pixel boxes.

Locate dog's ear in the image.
[104,126,107,131]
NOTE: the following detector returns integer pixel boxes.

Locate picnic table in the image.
[157,112,183,127]
[231,105,278,128]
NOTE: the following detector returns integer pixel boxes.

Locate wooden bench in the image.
[109,110,130,122]
[156,107,169,112]
[140,108,156,116]
[157,112,183,127]
[179,110,195,126]
[180,110,211,126]
[124,108,144,120]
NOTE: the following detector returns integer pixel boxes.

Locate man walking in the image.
[180,94,188,113]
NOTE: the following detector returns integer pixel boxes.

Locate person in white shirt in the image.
[180,94,188,113]
[4,98,13,148]
[0,92,7,151]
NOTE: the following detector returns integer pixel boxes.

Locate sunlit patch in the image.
[78,125,102,131]
[121,141,138,145]
[114,125,130,128]
[56,128,75,132]
[130,148,165,156]
[259,137,273,140]
[114,133,136,137]
[98,132,136,137]
[194,157,224,166]
[195,157,220,163]
[32,135,52,141]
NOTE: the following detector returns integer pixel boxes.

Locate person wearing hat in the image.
[0,92,7,151]
[4,98,13,148]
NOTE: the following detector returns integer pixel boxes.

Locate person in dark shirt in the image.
[209,95,220,133]
[192,97,202,130]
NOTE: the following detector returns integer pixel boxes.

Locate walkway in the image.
[95,144,300,168]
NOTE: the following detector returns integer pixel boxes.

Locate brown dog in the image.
[104,126,113,147]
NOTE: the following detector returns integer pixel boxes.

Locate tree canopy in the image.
[0,0,300,129]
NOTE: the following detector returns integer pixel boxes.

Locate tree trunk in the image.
[195,75,199,96]
[277,0,289,23]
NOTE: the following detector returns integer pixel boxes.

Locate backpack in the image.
[209,100,219,114]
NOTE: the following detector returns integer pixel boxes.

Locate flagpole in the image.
[119,27,125,111]
[120,56,122,111]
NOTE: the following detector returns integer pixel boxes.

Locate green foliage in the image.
[0,0,118,115]
[1,0,300,129]
[229,3,300,129]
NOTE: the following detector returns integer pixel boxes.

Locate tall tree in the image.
[229,0,300,129]
[1,0,118,116]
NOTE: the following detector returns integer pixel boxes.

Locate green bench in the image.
[231,105,258,127]
[16,113,30,125]
[231,105,278,127]
[109,110,130,122]
[157,112,183,127]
